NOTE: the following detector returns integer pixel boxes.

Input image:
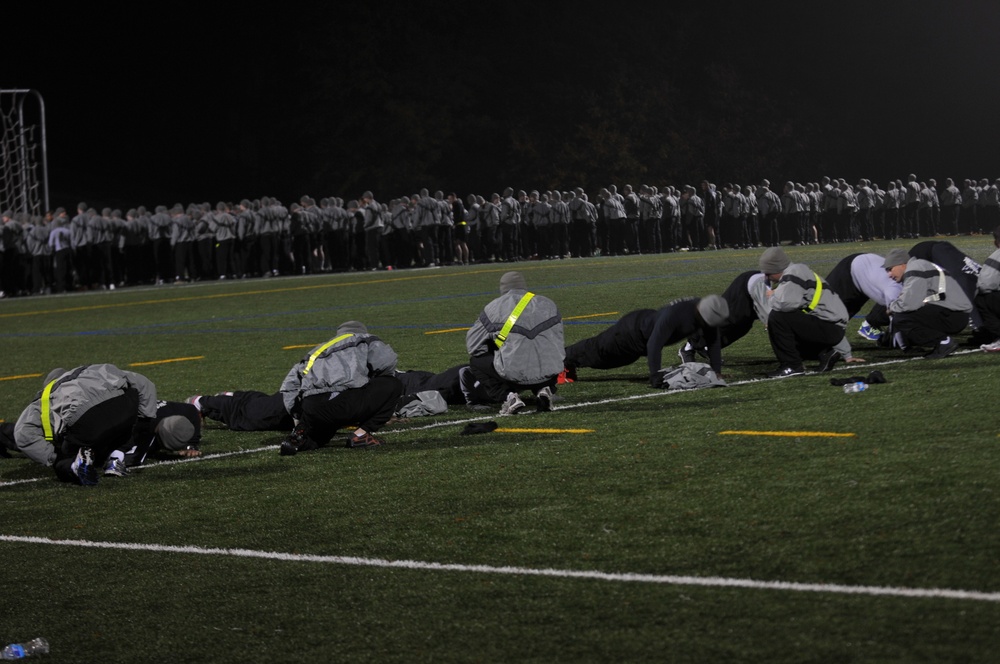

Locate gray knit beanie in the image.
[499,271,528,295]
[759,247,791,274]
[156,416,196,451]
[43,368,67,385]
[336,320,369,336]
[882,248,910,269]
[697,295,730,327]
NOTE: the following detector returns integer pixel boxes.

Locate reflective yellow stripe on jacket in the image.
[303,333,353,375]
[40,379,57,441]
[804,273,823,313]
[496,292,535,348]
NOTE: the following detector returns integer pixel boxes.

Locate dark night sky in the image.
[7,1,1000,211]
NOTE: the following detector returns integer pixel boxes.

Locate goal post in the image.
[0,89,49,216]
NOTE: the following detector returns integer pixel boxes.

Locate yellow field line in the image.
[0,267,535,320]
[565,311,618,320]
[128,356,205,367]
[719,430,857,438]
[0,258,633,323]
[425,327,470,335]
[0,373,43,382]
[494,428,595,434]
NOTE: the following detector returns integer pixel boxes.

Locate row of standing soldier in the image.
[1,175,997,297]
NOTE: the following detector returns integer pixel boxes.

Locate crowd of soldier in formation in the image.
[1,174,997,298]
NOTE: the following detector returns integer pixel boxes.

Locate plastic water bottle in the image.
[1,638,49,659]
[843,382,867,394]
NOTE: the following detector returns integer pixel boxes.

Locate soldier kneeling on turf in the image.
[9,365,159,485]
[760,247,849,378]
[279,321,403,454]
[465,271,565,415]
[883,248,972,359]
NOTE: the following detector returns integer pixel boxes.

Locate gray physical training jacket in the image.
[977,248,1000,294]
[770,263,849,328]
[466,290,565,384]
[280,333,398,414]
[14,364,157,466]
[890,258,973,314]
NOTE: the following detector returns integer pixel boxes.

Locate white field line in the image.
[0,348,982,487]
[0,446,278,488]
[0,477,44,487]
[390,351,971,432]
[0,534,996,603]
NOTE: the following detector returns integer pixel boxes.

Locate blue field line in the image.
[0,291,493,335]
[0,253,848,339]
[0,271,696,338]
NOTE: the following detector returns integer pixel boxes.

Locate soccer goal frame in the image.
[0,89,49,216]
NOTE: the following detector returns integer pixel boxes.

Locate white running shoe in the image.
[499,391,526,416]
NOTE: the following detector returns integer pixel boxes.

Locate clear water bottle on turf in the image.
[842,382,867,394]
[1,638,49,659]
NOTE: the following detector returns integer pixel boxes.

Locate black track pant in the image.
[767,310,844,369]
[53,388,143,483]
[862,304,891,327]
[892,305,968,347]
[468,353,555,403]
[564,309,653,370]
[975,291,1000,340]
[201,391,293,432]
[299,376,403,444]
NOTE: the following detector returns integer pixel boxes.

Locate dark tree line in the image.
[270,3,822,200]
[40,3,825,210]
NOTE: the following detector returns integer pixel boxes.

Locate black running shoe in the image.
[279,427,318,456]
[925,338,959,360]
[816,349,842,372]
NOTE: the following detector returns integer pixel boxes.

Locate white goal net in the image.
[0,89,49,216]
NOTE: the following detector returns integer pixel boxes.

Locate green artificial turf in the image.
[1,238,999,662]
